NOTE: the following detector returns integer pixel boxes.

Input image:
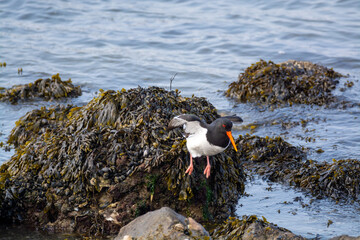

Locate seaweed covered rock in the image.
[292,159,360,202]
[0,87,245,235]
[0,73,81,104]
[226,59,343,106]
[234,134,360,203]
[211,215,305,240]
[8,105,74,147]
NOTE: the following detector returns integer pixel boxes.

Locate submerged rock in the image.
[211,215,305,240]
[0,86,245,235]
[0,73,81,104]
[226,60,344,106]
[233,134,360,203]
[115,207,210,240]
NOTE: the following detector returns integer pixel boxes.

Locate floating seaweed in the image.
[0,73,81,104]
[226,60,344,107]
[0,86,245,235]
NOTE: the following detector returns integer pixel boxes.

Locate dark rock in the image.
[115,207,210,240]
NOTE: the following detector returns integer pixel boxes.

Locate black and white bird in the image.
[168,114,242,178]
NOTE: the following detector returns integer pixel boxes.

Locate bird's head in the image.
[217,118,238,152]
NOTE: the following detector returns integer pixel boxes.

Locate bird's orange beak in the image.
[226,131,238,152]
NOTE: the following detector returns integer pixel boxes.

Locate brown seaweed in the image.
[226,60,344,107]
[0,73,81,104]
[230,134,360,203]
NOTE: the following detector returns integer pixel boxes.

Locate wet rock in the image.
[0,73,81,104]
[211,215,305,240]
[226,59,344,107]
[0,86,245,235]
[115,207,210,240]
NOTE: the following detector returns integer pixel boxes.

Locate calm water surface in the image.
[0,0,359,239]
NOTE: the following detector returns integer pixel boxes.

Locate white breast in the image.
[186,127,227,158]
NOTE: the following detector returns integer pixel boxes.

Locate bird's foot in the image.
[185,164,194,176]
[203,164,211,178]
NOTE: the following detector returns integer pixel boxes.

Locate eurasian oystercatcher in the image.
[168,114,242,178]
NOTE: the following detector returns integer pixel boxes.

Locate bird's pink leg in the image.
[203,156,211,178]
[185,154,194,175]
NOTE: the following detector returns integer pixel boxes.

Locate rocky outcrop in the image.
[0,87,245,235]
[115,207,210,240]
[226,59,346,107]
[0,73,81,104]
